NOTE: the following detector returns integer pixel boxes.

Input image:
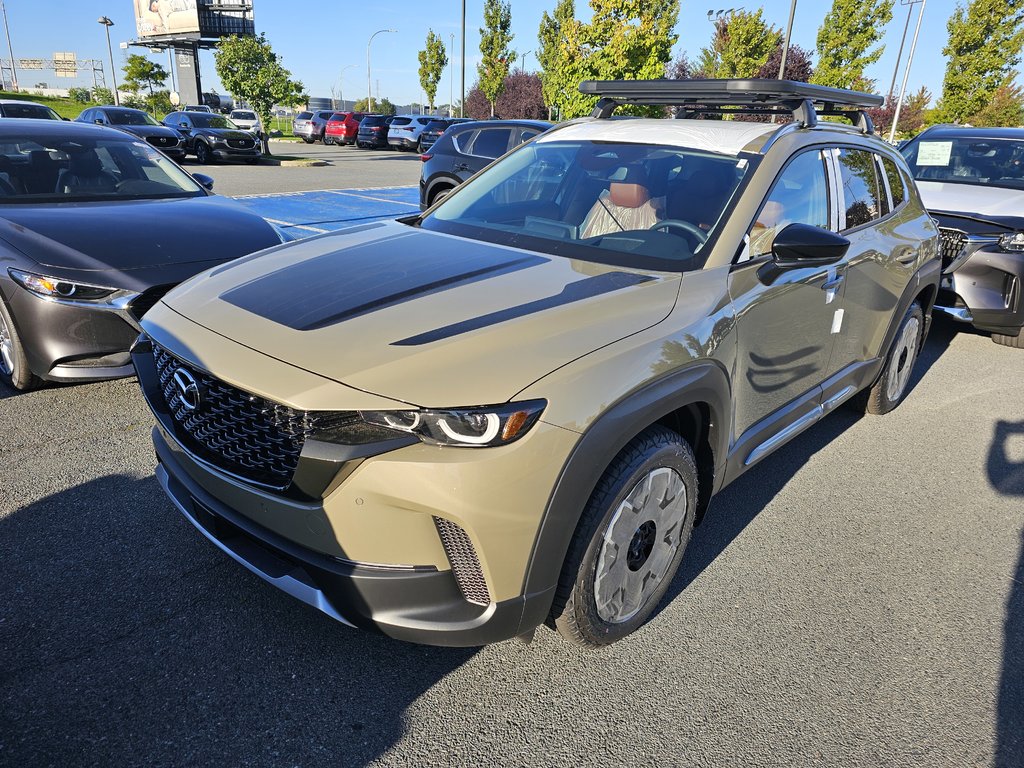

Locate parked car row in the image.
[293,109,473,153]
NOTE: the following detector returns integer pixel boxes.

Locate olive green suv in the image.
[132,80,940,647]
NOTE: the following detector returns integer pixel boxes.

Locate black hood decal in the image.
[221,233,549,331]
[393,271,654,346]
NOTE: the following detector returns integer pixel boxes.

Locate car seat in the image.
[55,151,118,195]
[580,168,661,238]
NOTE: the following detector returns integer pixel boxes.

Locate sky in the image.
[2,1,964,107]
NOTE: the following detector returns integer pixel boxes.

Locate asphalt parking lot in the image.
[1,155,1022,767]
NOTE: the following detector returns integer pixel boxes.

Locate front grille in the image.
[128,285,173,322]
[938,228,967,270]
[146,135,178,148]
[152,343,318,488]
[434,517,490,605]
[228,138,254,149]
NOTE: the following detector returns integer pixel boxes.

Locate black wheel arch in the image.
[521,361,732,600]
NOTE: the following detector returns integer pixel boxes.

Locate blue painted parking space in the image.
[232,186,420,237]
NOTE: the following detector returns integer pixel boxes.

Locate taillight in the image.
[420,153,432,161]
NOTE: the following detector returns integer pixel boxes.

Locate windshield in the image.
[189,114,238,129]
[421,140,748,271]
[109,110,160,126]
[231,111,256,121]
[0,134,204,203]
[901,134,1024,190]
[2,103,61,120]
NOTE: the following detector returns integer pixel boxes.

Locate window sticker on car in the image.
[917,141,953,166]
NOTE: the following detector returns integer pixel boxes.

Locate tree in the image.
[971,83,1024,126]
[464,85,491,120]
[122,54,168,114]
[478,0,516,116]
[92,87,114,105]
[868,85,931,137]
[812,0,894,90]
[938,0,1024,123]
[698,9,780,79]
[418,30,448,112]
[214,33,304,154]
[68,87,92,104]
[498,70,547,118]
[353,96,396,115]
[538,0,586,119]
[755,43,813,82]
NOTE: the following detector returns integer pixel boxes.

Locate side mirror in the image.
[192,173,214,192]
[771,223,850,268]
[179,121,190,130]
[94,118,104,125]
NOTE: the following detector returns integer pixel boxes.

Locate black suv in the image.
[356,114,394,149]
[419,119,551,208]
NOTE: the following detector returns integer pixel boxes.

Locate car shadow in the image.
[0,474,476,767]
[989,420,1024,768]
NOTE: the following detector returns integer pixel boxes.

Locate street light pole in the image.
[460,0,465,117]
[339,63,357,110]
[367,29,396,113]
[98,16,118,105]
[889,0,927,143]
[449,33,454,117]
[888,0,922,103]
[1,1,17,92]
[520,50,532,73]
[778,0,797,79]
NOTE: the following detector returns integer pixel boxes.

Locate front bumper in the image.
[2,277,150,381]
[940,246,1024,335]
[210,145,262,161]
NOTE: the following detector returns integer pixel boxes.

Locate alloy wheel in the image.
[594,467,688,624]
[886,315,921,402]
[0,310,13,376]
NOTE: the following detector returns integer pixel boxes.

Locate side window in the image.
[746,150,830,259]
[874,156,891,217]
[837,147,883,229]
[81,109,94,122]
[452,130,476,154]
[515,129,540,146]
[469,128,513,159]
[881,156,906,208]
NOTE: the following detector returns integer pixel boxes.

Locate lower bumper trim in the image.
[933,304,974,322]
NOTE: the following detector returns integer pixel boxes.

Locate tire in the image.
[429,186,454,206]
[0,298,41,391]
[303,137,314,144]
[195,141,212,164]
[549,425,698,647]
[859,301,924,415]
[992,330,1024,349]
[323,134,333,145]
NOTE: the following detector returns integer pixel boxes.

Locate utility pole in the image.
[778,0,797,79]
[449,33,454,117]
[460,0,466,117]
[1,0,17,92]
[889,0,927,143]
[98,16,118,105]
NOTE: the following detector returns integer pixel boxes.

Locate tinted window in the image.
[747,150,830,259]
[232,111,256,120]
[470,128,512,158]
[516,129,540,146]
[296,111,313,120]
[1,103,61,120]
[328,114,345,122]
[417,118,432,126]
[882,157,906,207]
[317,111,334,119]
[108,110,160,126]
[189,114,238,129]
[391,117,413,126]
[837,148,883,229]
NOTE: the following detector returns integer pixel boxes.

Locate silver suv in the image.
[293,110,335,143]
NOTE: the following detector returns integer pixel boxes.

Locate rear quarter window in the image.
[881,156,907,208]
[469,128,513,159]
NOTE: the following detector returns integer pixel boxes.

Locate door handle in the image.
[821,275,844,292]
[454,163,470,172]
[896,248,917,265]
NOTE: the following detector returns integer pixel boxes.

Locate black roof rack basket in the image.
[579,79,884,133]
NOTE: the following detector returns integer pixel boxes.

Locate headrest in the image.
[609,182,650,209]
[69,152,103,176]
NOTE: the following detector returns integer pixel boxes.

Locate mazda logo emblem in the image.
[172,367,202,412]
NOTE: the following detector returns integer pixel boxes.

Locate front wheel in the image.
[859,301,924,415]
[195,141,212,164]
[323,134,333,145]
[0,298,41,391]
[549,426,697,647]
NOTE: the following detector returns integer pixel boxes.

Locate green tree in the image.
[478,0,516,116]
[698,8,779,79]
[538,0,581,118]
[353,96,396,115]
[812,0,894,90]
[122,54,168,113]
[938,0,1024,123]
[68,87,92,104]
[214,33,304,154]
[971,82,1024,125]
[92,87,114,105]
[418,30,448,112]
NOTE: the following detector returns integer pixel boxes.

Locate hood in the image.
[116,124,181,141]
[917,180,1024,221]
[0,196,279,277]
[158,221,681,406]
[198,128,257,140]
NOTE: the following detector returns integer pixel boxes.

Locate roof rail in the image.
[579,79,883,133]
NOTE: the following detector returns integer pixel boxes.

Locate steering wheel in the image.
[652,219,709,248]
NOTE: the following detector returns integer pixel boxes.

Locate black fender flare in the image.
[874,257,942,378]
[521,360,732,600]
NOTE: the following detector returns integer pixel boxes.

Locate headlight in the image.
[999,232,1024,252]
[8,268,126,302]
[318,401,547,448]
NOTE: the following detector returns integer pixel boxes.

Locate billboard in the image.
[134,0,200,38]
[53,52,76,78]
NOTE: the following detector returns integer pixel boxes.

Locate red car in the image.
[324,111,365,145]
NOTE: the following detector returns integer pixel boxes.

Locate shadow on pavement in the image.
[0,474,475,768]
[989,420,1024,768]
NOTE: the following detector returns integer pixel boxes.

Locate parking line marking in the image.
[264,217,329,234]
[327,189,418,206]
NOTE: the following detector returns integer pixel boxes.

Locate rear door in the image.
[826,147,924,383]
[727,148,846,463]
[457,127,514,178]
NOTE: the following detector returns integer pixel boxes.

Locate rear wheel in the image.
[0,299,41,391]
[859,301,924,415]
[429,185,454,206]
[992,330,1024,349]
[549,426,697,647]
